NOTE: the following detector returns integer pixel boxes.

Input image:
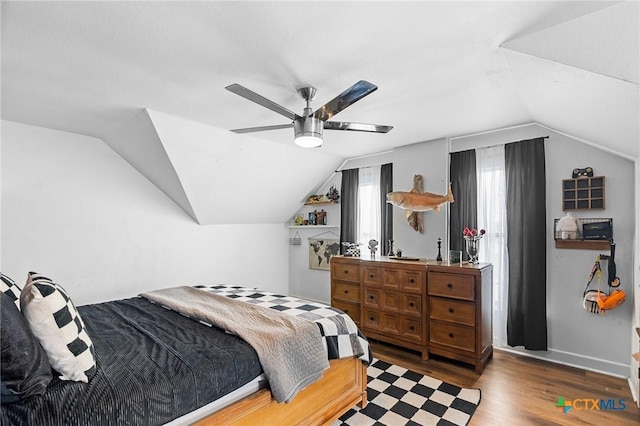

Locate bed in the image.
[1,276,369,426]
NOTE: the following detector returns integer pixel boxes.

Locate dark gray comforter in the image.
[0,297,263,426]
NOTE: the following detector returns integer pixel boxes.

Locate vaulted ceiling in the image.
[2,1,638,224]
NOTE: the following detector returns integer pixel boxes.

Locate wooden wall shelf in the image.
[562,176,605,210]
[555,239,610,250]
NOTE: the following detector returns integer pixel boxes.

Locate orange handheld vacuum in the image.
[582,242,625,315]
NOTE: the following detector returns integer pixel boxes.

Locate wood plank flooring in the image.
[370,340,640,425]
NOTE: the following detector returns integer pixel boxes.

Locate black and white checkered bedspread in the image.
[193,285,371,365]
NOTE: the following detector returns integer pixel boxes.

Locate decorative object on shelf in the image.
[308,211,317,225]
[326,185,340,202]
[396,248,402,257]
[562,175,604,210]
[386,176,455,234]
[294,214,304,226]
[316,209,327,225]
[368,239,378,258]
[308,232,340,270]
[386,240,394,257]
[306,194,325,204]
[342,242,361,257]
[436,238,442,262]
[572,166,594,178]
[463,227,485,264]
[583,220,613,240]
[289,231,302,246]
[556,212,580,239]
[448,250,462,264]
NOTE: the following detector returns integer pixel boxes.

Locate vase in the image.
[464,236,480,264]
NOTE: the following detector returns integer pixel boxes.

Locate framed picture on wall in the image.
[308,238,340,270]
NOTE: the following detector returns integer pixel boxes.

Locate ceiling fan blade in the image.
[313,80,378,121]
[230,123,293,134]
[324,121,393,133]
[226,84,297,120]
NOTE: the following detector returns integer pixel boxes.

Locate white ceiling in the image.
[1,1,638,223]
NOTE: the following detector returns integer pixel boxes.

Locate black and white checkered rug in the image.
[334,358,481,426]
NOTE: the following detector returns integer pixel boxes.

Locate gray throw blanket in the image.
[140,286,329,403]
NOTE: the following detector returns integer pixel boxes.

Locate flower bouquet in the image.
[463,227,486,264]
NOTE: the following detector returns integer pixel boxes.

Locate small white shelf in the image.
[286,225,339,229]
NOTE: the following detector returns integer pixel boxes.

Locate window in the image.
[357,166,381,246]
[476,145,509,347]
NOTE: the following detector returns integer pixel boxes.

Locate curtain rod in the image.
[335,163,391,173]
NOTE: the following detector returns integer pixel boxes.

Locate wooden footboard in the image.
[194,357,368,426]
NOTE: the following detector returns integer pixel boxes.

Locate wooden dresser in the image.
[330,256,493,373]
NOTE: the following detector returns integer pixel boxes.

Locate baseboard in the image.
[495,345,630,379]
[628,377,638,405]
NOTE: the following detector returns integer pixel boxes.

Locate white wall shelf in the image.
[286,225,339,229]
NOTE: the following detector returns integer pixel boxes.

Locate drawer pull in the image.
[344,270,349,274]
[409,325,415,331]
[369,295,374,300]
[448,308,454,313]
[448,332,454,338]
[344,290,349,294]
[447,283,453,288]
[409,302,414,307]
[369,274,375,279]
[369,316,375,321]
[409,278,415,283]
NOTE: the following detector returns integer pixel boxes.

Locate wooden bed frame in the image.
[194,357,368,425]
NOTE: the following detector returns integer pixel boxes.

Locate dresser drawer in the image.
[332,300,360,326]
[332,281,360,303]
[430,297,475,326]
[363,267,382,287]
[382,268,424,293]
[331,261,360,283]
[402,294,422,316]
[364,288,380,308]
[428,273,475,301]
[401,316,422,342]
[363,308,381,331]
[401,270,424,293]
[430,320,475,352]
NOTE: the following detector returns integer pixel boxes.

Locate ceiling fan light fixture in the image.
[295,135,323,148]
[294,115,323,148]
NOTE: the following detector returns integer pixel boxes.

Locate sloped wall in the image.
[1,121,289,305]
[104,109,343,225]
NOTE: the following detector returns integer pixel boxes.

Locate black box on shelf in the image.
[582,220,613,240]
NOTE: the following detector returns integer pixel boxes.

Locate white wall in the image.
[392,139,450,260]
[1,121,289,306]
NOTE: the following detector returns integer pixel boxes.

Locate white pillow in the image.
[20,272,96,382]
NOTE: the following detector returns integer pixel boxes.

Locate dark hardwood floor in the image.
[370,340,640,425]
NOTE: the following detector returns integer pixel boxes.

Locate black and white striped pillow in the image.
[20,272,96,382]
[0,273,22,310]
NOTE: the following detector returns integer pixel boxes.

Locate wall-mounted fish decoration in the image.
[387,181,454,213]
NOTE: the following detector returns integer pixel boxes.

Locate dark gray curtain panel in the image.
[449,150,477,262]
[505,138,547,350]
[380,163,394,256]
[340,168,359,254]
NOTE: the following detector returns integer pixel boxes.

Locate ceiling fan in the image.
[225,80,393,148]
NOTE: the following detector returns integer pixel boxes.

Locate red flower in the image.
[463,227,486,238]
